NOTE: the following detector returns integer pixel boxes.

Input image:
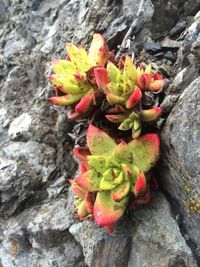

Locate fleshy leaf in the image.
[73,147,91,161]
[145,64,152,74]
[52,59,75,75]
[84,192,94,214]
[132,119,141,139]
[87,155,107,174]
[137,73,152,90]
[123,56,137,84]
[49,94,82,106]
[94,191,128,226]
[118,118,133,131]
[133,172,147,196]
[70,180,86,199]
[149,80,164,91]
[111,180,130,201]
[75,92,93,114]
[128,134,160,172]
[153,73,163,80]
[88,34,109,66]
[76,170,101,192]
[50,74,84,94]
[66,43,90,72]
[77,200,89,220]
[106,113,128,123]
[113,141,132,163]
[100,177,117,190]
[106,93,124,105]
[107,61,121,83]
[79,161,90,173]
[87,125,116,156]
[125,87,142,109]
[94,67,109,92]
[140,107,162,122]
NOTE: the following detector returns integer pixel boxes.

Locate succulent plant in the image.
[70,125,160,232]
[94,57,163,138]
[48,33,164,233]
[136,63,164,91]
[94,56,142,108]
[106,107,163,138]
[49,34,109,119]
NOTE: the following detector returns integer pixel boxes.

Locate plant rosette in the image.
[70,125,160,232]
[49,34,109,119]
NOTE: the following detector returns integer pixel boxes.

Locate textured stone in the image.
[128,193,198,267]
[161,77,200,260]
[0,141,56,216]
[69,219,131,267]
[0,195,85,267]
[0,0,200,266]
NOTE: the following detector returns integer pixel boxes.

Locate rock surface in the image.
[161,77,200,261]
[160,12,200,263]
[0,0,200,266]
[128,193,198,267]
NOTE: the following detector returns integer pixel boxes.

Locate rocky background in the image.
[0,0,200,266]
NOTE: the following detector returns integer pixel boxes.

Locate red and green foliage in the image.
[71,125,160,232]
[48,33,164,232]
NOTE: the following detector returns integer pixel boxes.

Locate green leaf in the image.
[111,180,130,201]
[123,56,137,84]
[88,34,109,66]
[128,134,160,172]
[66,43,91,72]
[49,93,83,106]
[87,155,107,174]
[118,118,133,131]
[52,59,76,75]
[113,142,132,164]
[87,125,116,156]
[100,177,117,190]
[94,191,128,226]
[106,92,124,105]
[76,170,101,192]
[107,61,121,83]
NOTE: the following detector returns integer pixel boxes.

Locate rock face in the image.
[160,11,200,263]
[0,0,200,266]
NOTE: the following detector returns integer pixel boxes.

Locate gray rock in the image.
[0,0,200,266]
[0,141,56,216]
[128,193,198,267]
[0,195,85,267]
[169,20,187,37]
[161,37,182,49]
[161,77,200,260]
[8,113,32,140]
[144,41,161,53]
[176,10,200,68]
[69,219,131,267]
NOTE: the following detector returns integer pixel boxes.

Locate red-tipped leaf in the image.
[73,147,91,161]
[75,92,93,114]
[70,180,86,199]
[140,107,162,122]
[49,94,82,106]
[125,86,142,109]
[148,80,164,91]
[94,191,128,226]
[76,170,101,192]
[137,73,152,90]
[134,172,147,196]
[94,67,109,92]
